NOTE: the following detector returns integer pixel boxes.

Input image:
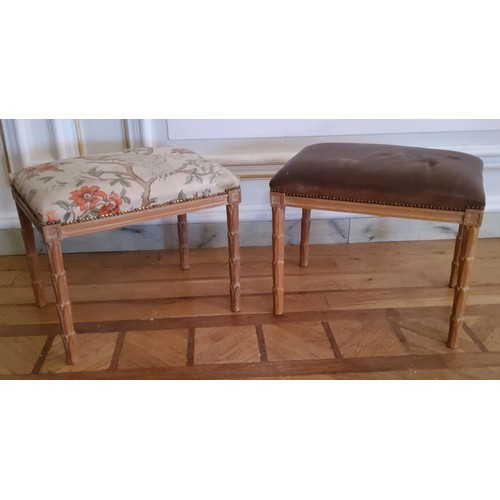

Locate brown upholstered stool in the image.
[269,143,485,348]
[12,147,241,364]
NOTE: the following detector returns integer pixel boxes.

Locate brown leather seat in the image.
[270,143,485,211]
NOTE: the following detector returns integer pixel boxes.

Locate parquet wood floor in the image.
[1,239,500,379]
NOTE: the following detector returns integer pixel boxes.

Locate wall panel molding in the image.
[125,119,143,149]
[0,120,11,177]
[1,119,500,234]
[12,119,32,167]
[2,119,31,171]
[168,119,500,141]
[49,120,80,160]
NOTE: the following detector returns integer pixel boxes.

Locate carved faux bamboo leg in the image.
[447,225,480,348]
[271,192,286,315]
[226,189,241,312]
[177,214,189,270]
[43,226,78,365]
[449,224,465,288]
[299,208,311,267]
[16,204,46,308]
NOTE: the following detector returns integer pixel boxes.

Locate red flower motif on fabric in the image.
[21,163,62,179]
[69,185,107,211]
[44,209,58,223]
[98,191,123,216]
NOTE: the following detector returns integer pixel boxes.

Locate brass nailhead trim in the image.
[39,187,241,226]
[270,190,485,212]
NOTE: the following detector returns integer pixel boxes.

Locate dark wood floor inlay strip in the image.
[109,331,126,371]
[462,322,489,352]
[11,351,500,380]
[322,322,342,358]
[255,325,268,362]
[187,327,195,366]
[389,320,414,354]
[31,334,55,375]
[3,304,500,338]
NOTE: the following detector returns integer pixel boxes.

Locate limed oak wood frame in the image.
[13,188,241,365]
[270,192,483,349]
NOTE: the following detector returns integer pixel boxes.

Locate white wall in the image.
[1,119,500,230]
[167,119,500,140]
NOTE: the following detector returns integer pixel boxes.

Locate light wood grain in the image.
[40,332,119,374]
[1,240,499,379]
[194,325,260,365]
[448,225,480,348]
[284,195,476,225]
[271,192,285,315]
[0,335,48,375]
[118,329,189,369]
[263,321,335,362]
[44,231,78,365]
[332,317,409,359]
[227,189,241,312]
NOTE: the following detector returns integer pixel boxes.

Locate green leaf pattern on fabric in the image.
[12,147,240,225]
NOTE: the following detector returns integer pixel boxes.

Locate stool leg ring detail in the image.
[300,209,311,268]
[271,193,286,315]
[16,203,47,308]
[449,224,465,288]
[45,237,78,365]
[227,189,241,312]
[447,225,479,348]
[177,214,190,270]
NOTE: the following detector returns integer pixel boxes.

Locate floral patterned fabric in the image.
[12,147,240,225]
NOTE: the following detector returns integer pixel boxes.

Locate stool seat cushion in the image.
[270,143,485,211]
[12,147,240,225]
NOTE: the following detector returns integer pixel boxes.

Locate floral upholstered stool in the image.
[269,143,485,349]
[11,147,241,364]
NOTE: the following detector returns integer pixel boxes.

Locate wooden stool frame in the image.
[13,187,241,365]
[270,192,483,349]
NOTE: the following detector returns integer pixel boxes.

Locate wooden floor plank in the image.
[462,315,500,352]
[1,304,499,339]
[1,238,499,379]
[263,321,335,362]
[3,283,500,327]
[4,237,500,272]
[40,332,119,373]
[1,270,461,305]
[0,335,48,375]
[398,317,481,355]
[331,317,409,358]
[5,351,500,380]
[118,329,189,370]
[7,249,500,289]
[194,325,260,365]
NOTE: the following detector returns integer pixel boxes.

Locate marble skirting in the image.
[1,213,500,255]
